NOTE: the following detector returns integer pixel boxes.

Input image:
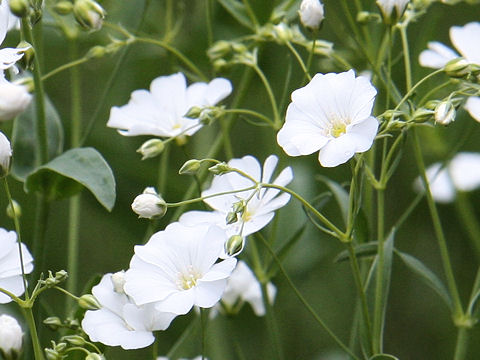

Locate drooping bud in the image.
[299,0,324,30]
[444,58,471,78]
[131,187,167,219]
[136,138,165,160]
[9,0,29,18]
[16,41,34,69]
[85,353,106,360]
[43,317,63,331]
[225,211,238,225]
[0,79,32,122]
[411,108,434,123]
[434,100,456,125]
[78,294,101,310]
[184,106,203,119]
[208,162,232,175]
[73,0,105,31]
[6,199,21,219]
[0,314,23,360]
[62,335,86,346]
[0,131,12,178]
[179,159,202,175]
[86,45,107,59]
[225,235,245,257]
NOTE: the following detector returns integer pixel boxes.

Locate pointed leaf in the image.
[395,250,453,311]
[25,147,116,211]
[11,95,64,181]
[334,241,379,263]
[316,175,349,225]
[217,0,255,30]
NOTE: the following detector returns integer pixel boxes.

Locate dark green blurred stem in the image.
[251,64,281,129]
[200,308,207,360]
[454,192,480,260]
[165,0,173,35]
[205,0,213,48]
[166,320,197,358]
[32,195,49,283]
[412,129,464,320]
[23,307,45,360]
[66,40,82,313]
[257,235,361,360]
[454,327,469,360]
[399,24,412,93]
[242,0,258,27]
[285,41,311,81]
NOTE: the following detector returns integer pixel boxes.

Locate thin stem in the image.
[285,41,311,81]
[306,30,317,75]
[42,57,89,81]
[200,308,207,360]
[242,0,258,26]
[135,37,207,81]
[165,0,173,35]
[166,320,198,358]
[453,327,469,360]
[455,192,480,260]
[257,235,360,360]
[167,185,257,208]
[23,307,45,360]
[224,108,275,127]
[205,0,213,48]
[412,129,464,319]
[252,64,281,129]
[394,69,444,111]
[399,24,412,92]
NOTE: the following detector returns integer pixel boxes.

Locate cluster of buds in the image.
[185,105,226,125]
[43,316,80,331]
[444,58,480,80]
[208,162,234,176]
[41,270,69,288]
[45,338,105,360]
[131,187,167,219]
[53,0,105,31]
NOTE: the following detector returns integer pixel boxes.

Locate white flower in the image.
[413,152,480,203]
[0,1,20,32]
[419,22,480,69]
[0,1,27,72]
[299,0,324,29]
[376,0,409,18]
[124,222,236,315]
[179,155,293,238]
[277,70,378,167]
[0,76,32,121]
[0,131,12,177]
[0,228,33,303]
[107,73,232,137]
[131,187,167,219]
[220,261,276,316]
[0,314,22,359]
[464,97,480,123]
[82,272,177,350]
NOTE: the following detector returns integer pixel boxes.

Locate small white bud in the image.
[6,200,21,219]
[299,0,324,29]
[435,101,456,125]
[0,314,23,360]
[73,0,105,31]
[0,131,12,178]
[0,79,32,122]
[131,187,167,219]
[225,235,245,257]
[110,271,126,294]
[137,138,165,160]
[376,0,409,23]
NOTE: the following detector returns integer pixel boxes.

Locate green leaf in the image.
[369,355,399,360]
[395,250,453,311]
[316,175,349,226]
[217,0,255,30]
[25,147,116,211]
[11,95,64,181]
[334,241,378,263]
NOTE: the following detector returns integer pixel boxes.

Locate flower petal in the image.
[464,97,480,122]
[419,42,458,69]
[450,22,480,65]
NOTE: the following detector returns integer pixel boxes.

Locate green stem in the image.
[412,129,463,319]
[23,307,45,360]
[200,308,207,360]
[42,57,89,81]
[205,0,213,48]
[399,24,412,92]
[252,64,281,129]
[286,41,311,81]
[394,69,444,111]
[453,327,469,360]
[166,321,198,358]
[257,235,360,360]
[165,0,173,35]
[455,192,480,260]
[66,40,82,313]
[224,108,275,127]
[242,0,258,26]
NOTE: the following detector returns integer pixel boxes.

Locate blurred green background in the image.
[2,0,480,359]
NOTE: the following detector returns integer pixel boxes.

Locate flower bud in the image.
[299,0,324,29]
[78,294,101,310]
[110,270,126,293]
[444,58,471,78]
[136,138,165,160]
[185,106,203,119]
[85,353,106,360]
[0,79,32,122]
[73,0,105,31]
[207,41,231,60]
[0,131,12,178]
[376,0,409,24]
[45,348,62,360]
[86,45,107,59]
[225,235,245,257]
[0,314,23,360]
[435,101,456,125]
[131,187,167,219]
[54,1,73,15]
[63,335,86,346]
[179,159,202,175]
[43,317,63,331]
[208,162,232,175]
[225,211,238,225]
[6,200,21,219]
[17,41,34,69]
[411,108,434,123]
[55,270,69,283]
[9,0,29,17]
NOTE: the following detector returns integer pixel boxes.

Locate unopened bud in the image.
[53,342,67,353]
[185,106,203,119]
[43,317,63,331]
[208,162,232,175]
[232,200,246,214]
[225,235,245,257]
[208,41,231,60]
[137,139,164,160]
[435,101,456,125]
[85,353,106,360]
[412,108,434,123]
[86,45,107,59]
[0,132,12,178]
[54,1,73,15]
[179,159,202,175]
[63,335,86,346]
[6,200,21,219]
[226,211,238,225]
[213,58,228,71]
[444,58,471,78]
[9,0,28,17]
[73,0,105,31]
[376,0,409,24]
[55,270,68,283]
[110,271,126,293]
[0,314,23,360]
[0,79,32,122]
[45,348,62,360]
[131,187,167,219]
[17,41,34,69]
[299,0,324,29]
[78,294,101,310]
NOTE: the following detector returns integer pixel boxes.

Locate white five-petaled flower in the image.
[107,72,233,138]
[124,222,237,315]
[0,228,33,303]
[413,152,480,203]
[277,70,378,167]
[299,0,324,30]
[419,22,480,122]
[376,0,409,19]
[0,314,23,359]
[220,260,276,316]
[179,155,293,238]
[82,272,177,350]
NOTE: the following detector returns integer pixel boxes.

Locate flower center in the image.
[177,266,201,290]
[172,123,182,130]
[330,122,347,138]
[242,209,252,222]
